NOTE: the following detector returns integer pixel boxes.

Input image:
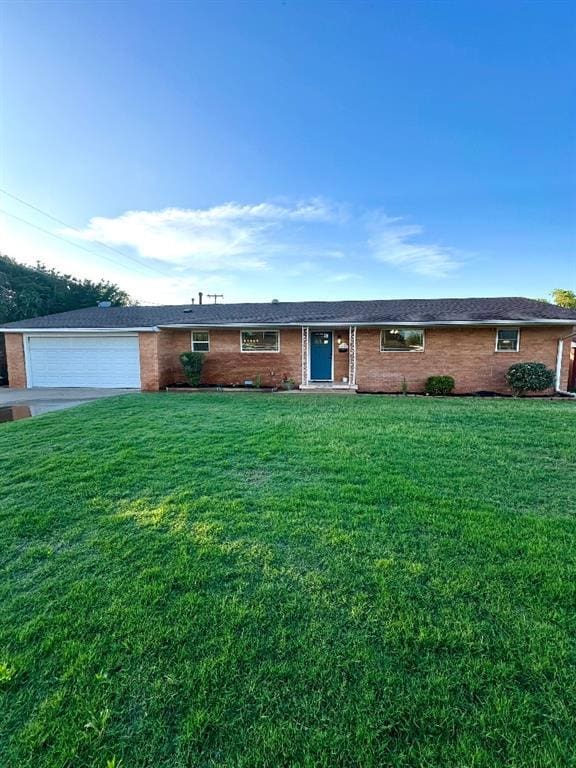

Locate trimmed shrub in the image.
[506,362,555,397]
[180,351,205,387]
[425,375,455,396]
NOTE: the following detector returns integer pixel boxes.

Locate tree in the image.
[551,288,576,309]
[0,254,134,324]
[538,288,576,309]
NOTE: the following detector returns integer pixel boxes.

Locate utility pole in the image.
[206,293,224,304]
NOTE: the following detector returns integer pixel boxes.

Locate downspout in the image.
[555,331,576,396]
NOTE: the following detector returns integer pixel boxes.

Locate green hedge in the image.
[425,376,455,396]
[506,362,555,396]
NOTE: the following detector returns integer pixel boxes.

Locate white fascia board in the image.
[5,321,573,333]
[2,327,159,333]
[158,320,576,329]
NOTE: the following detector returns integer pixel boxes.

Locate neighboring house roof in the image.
[2,297,576,330]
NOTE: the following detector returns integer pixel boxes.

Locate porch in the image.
[299,326,358,390]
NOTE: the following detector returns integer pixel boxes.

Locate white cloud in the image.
[367,215,458,277]
[55,198,460,284]
[0,217,235,305]
[326,272,361,283]
[62,198,340,271]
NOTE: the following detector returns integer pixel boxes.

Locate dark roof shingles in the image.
[1,297,575,329]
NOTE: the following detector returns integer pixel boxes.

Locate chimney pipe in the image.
[198,291,203,305]
[190,298,195,304]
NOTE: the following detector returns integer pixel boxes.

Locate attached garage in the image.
[25,334,141,388]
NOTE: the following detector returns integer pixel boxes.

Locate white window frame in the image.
[495,327,520,352]
[240,329,280,353]
[191,330,210,352]
[380,328,425,352]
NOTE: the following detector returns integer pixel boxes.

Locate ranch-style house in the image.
[2,296,575,395]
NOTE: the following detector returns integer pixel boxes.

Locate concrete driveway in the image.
[0,387,137,422]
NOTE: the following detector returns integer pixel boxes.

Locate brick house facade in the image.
[135,324,572,394]
[2,298,575,395]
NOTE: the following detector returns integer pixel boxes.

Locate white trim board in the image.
[2,327,158,333]
[157,320,576,329]
[4,320,574,333]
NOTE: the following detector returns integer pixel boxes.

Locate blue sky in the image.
[1,0,574,305]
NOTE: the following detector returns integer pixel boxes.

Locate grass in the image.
[0,393,575,768]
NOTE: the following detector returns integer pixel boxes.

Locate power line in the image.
[0,188,172,279]
[0,208,159,279]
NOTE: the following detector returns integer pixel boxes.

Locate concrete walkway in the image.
[0,387,137,420]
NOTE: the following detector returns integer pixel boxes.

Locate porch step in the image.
[298,384,358,394]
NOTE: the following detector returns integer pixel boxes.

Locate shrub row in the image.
[179,353,555,396]
[424,363,555,396]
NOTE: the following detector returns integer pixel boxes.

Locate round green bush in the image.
[425,375,455,396]
[506,362,555,396]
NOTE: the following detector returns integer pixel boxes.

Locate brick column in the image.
[139,332,160,391]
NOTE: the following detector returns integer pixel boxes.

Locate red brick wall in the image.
[146,328,302,389]
[136,329,302,390]
[5,333,26,388]
[139,333,160,391]
[145,325,574,393]
[5,326,572,394]
[355,325,574,394]
[139,330,192,390]
[200,328,302,387]
[333,329,350,383]
[157,330,192,388]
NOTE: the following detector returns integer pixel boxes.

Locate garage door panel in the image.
[27,336,141,388]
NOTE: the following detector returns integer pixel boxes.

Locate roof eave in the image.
[1,326,160,333]
[158,319,576,329]
[2,319,574,332]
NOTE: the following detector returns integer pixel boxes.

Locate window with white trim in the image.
[191,331,210,352]
[241,330,279,352]
[496,328,519,351]
[380,328,424,352]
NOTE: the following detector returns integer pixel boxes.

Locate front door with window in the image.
[310,331,333,381]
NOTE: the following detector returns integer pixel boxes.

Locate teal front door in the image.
[310,331,333,380]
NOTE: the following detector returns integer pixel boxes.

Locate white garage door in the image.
[27,335,141,388]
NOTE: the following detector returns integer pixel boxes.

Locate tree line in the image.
[0,254,133,324]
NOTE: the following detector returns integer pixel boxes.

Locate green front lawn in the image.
[1,394,575,767]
